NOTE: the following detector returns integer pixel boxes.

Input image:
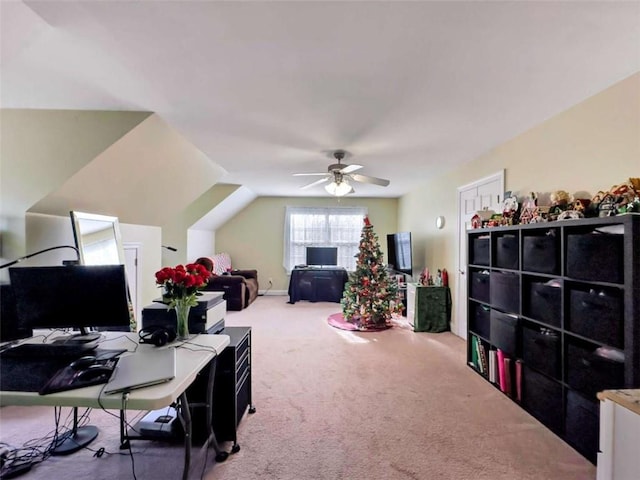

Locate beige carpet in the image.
[0,296,595,480]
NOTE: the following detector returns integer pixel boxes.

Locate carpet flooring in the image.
[0,296,596,479]
[326,312,391,331]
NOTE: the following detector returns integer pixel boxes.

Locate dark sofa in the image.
[203,269,259,311]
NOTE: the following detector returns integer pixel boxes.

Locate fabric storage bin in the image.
[495,235,519,269]
[470,237,490,266]
[522,325,560,379]
[566,341,625,397]
[526,281,561,327]
[469,303,491,340]
[490,310,519,356]
[565,390,599,464]
[568,287,623,348]
[522,235,558,274]
[522,365,563,433]
[490,271,520,314]
[566,233,623,283]
[470,271,490,303]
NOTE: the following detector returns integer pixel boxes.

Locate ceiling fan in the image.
[293,150,390,196]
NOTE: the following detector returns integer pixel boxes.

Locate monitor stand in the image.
[51,407,98,455]
[51,332,102,349]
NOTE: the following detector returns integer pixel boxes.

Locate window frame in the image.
[283,206,368,273]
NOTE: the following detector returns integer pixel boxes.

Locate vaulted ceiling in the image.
[2,1,639,198]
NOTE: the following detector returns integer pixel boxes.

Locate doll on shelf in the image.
[419,267,429,286]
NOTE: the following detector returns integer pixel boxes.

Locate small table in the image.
[0,332,230,479]
[596,389,640,480]
[288,267,349,304]
[406,284,451,332]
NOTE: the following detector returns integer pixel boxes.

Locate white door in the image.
[455,171,504,339]
[123,243,141,329]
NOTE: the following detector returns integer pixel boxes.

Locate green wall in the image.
[215,196,399,291]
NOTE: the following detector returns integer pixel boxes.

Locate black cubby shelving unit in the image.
[466,214,639,463]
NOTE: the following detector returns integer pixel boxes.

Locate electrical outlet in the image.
[268,277,273,284]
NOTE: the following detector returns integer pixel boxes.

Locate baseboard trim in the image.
[259,290,287,296]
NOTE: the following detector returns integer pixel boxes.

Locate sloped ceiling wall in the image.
[30,113,228,225]
[1,109,151,219]
[1,109,236,263]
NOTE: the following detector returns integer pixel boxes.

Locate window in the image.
[284,206,368,272]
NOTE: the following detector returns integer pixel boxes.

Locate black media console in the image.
[288,267,348,304]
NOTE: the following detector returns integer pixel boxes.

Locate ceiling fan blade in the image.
[340,164,363,174]
[300,177,329,190]
[349,173,390,187]
[293,172,327,177]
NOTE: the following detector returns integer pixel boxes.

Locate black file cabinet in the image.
[212,327,255,448]
[188,326,254,451]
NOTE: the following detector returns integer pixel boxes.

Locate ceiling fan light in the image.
[325,180,352,197]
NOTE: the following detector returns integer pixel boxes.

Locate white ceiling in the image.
[2,1,639,198]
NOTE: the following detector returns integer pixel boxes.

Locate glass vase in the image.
[175,299,191,341]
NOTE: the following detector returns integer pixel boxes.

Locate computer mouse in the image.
[76,365,114,382]
[69,356,97,370]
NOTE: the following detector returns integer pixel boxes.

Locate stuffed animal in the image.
[550,190,571,207]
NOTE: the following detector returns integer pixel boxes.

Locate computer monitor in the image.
[69,211,126,266]
[306,247,338,267]
[8,265,131,336]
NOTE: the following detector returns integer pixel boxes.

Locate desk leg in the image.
[205,356,231,460]
[119,409,129,449]
[175,392,192,480]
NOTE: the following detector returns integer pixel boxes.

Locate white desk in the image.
[0,332,230,479]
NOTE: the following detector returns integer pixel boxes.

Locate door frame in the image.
[123,242,142,329]
[455,170,504,339]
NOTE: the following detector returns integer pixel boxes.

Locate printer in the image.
[141,291,226,334]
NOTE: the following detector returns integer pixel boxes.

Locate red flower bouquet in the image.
[155,263,211,339]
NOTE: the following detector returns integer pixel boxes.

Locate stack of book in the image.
[470,334,522,401]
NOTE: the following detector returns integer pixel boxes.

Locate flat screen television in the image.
[306,247,338,267]
[387,232,413,276]
[8,265,131,336]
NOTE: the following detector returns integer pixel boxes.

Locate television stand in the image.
[288,267,348,304]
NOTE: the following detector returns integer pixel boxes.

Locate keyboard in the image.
[0,342,97,359]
